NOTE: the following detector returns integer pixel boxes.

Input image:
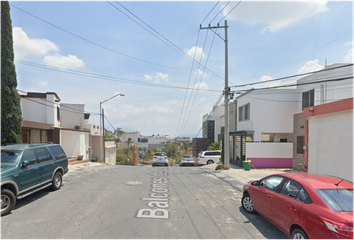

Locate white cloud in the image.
[199,97,207,102]
[193,82,209,91]
[343,48,353,63]
[117,104,145,118]
[144,75,153,81]
[186,46,205,60]
[13,27,59,59]
[259,75,281,88]
[298,59,324,74]
[194,69,210,78]
[39,81,48,87]
[43,53,85,69]
[143,72,169,83]
[344,41,354,47]
[146,106,173,113]
[222,2,328,33]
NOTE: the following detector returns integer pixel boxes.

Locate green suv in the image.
[1,144,69,216]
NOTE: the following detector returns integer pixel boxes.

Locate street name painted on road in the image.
[136,167,169,219]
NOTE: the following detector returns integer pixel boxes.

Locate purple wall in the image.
[247,158,293,168]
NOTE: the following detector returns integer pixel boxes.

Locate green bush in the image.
[215,164,224,171]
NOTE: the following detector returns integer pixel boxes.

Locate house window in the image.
[57,106,60,121]
[297,136,304,154]
[302,90,314,109]
[239,103,250,122]
[244,103,250,120]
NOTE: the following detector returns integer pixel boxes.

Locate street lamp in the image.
[100,93,125,163]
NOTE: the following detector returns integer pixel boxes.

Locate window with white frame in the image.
[239,103,250,122]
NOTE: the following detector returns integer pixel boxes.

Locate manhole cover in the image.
[124,181,143,186]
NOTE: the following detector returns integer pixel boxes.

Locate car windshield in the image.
[1,150,22,168]
[183,156,193,158]
[316,189,353,212]
[155,153,166,156]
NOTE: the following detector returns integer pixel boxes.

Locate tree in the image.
[114,127,124,142]
[1,1,22,144]
[207,141,221,150]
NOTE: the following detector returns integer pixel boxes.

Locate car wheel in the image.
[1,189,16,216]
[291,228,308,239]
[51,171,63,190]
[207,160,214,164]
[242,193,256,214]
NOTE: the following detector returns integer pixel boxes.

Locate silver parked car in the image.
[152,152,168,166]
[179,155,196,166]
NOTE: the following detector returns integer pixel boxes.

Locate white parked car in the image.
[197,150,221,165]
[152,152,169,167]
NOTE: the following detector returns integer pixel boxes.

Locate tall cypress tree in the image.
[1,1,22,144]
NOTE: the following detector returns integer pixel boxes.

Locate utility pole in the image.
[200,20,230,169]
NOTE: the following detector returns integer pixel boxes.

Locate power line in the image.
[193,92,223,139]
[18,91,100,115]
[201,1,220,24]
[104,115,116,132]
[236,76,353,93]
[269,30,353,76]
[179,29,218,137]
[10,3,189,70]
[230,63,353,88]
[218,1,242,23]
[174,30,203,138]
[209,1,230,24]
[109,1,225,81]
[15,60,221,92]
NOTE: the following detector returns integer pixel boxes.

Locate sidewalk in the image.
[198,163,296,191]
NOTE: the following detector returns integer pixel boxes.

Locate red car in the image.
[242,173,353,239]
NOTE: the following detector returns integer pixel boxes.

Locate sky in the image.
[9,1,353,139]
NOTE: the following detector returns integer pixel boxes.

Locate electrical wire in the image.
[179,29,217,137]
[230,63,353,88]
[104,115,116,132]
[174,30,203,138]
[193,92,223,138]
[109,1,225,81]
[201,1,220,25]
[15,60,221,92]
[209,1,230,24]
[18,92,100,115]
[236,76,353,93]
[218,1,242,24]
[10,3,189,70]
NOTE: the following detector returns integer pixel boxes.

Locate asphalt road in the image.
[1,164,287,239]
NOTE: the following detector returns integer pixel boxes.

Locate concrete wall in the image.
[91,136,101,160]
[61,103,85,129]
[246,142,293,168]
[308,110,353,181]
[292,113,306,170]
[105,141,116,165]
[120,131,140,143]
[61,130,89,160]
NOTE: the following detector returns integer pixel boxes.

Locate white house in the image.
[20,92,102,163]
[20,92,61,143]
[232,88,298,168]
[202,104,224,142]
[60,103,90,160]
[294,63,353,179]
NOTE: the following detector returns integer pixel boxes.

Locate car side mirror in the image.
[251,181,259,186]
[22,160,29,168]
